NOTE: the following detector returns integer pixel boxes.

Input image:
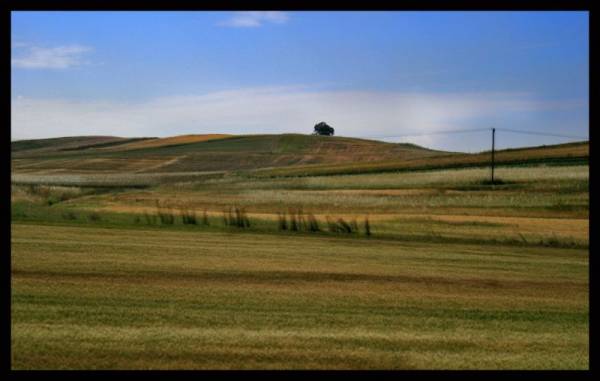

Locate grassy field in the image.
[254,141,589,177]
[11,224,588,369]
[11,134,448,173]
[11,136,589,369]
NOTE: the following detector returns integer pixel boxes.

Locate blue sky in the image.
[11,11,589,151]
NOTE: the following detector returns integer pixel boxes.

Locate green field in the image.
[11,134,447,173]
[11,224,588,369]
[11,135,589,369]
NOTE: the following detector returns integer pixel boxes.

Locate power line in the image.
[495,128,588,140]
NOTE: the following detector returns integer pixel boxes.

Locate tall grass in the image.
[351,219,359,232]
[337,218,353,233]
[223,207,232,226]
[276,211,370,236]
[143,212,157,225]
[156,201,175,225]
[284,208,316,232]
[202,209,210,226]
[364,216,371,237]
[223,206,251,228]
[289,209,299,231]
[307,213,320,232]
[180,209,197,225]
[297,208,307,231]
[277,212,288,231]
[324,215,371,235]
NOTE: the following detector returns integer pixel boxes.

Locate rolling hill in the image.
[11,134,449,174]
[11,133,589,176]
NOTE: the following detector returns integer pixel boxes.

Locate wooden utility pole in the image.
[491,127,496,183]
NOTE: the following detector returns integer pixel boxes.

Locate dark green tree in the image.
[313,121,335,136]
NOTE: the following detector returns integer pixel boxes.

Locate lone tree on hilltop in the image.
[313,121,334,136]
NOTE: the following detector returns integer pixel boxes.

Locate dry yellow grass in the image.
[422,214,588,241]
[11,224,588,369]
[11,137,589,369]
[257,142,589,177]
[75,201,587,245]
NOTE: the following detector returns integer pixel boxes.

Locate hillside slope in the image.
[255,141,589,177]
[12,134,588,176]
[11,136,152,155]
[11,134,447,173]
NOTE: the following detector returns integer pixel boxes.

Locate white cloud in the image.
[218,11,289,28]
[12,44,93,69]
[12,86,586,152]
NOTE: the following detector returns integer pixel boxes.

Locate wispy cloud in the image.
[218,11,289,28]
[12,44,93,69]
[11,86,587,151]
